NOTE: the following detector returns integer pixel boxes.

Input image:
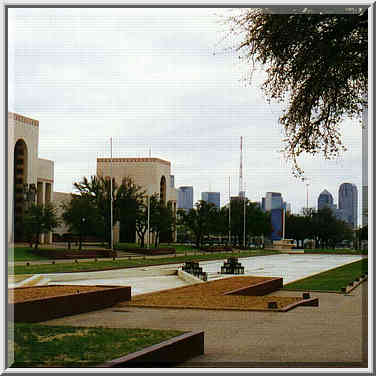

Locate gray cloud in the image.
[8,7,364,223]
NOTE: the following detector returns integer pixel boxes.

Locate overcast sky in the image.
[8,7,365,222]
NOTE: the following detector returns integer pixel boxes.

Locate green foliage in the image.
[61,194,102,250]
[178,200,218,249]
[12,323,183,367]
[286,207,355,249]
[226,199,271,245]
[227,8,368,176]
[73,176,145,247]
[284,259,367,291]
[23,203,59,249]
[285,213,311,248]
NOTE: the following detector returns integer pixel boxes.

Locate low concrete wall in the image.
[223,277,283,296]
[96,330,204,367]
[9,285,131,323]
[177,270,204,284]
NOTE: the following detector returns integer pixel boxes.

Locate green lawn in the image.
[10,249,278,275]
[9,247,52,262]
[304,249,367,255]
[11,323,184,367]
[284,259,368,292]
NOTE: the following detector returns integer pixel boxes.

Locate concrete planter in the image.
[223,277,283,296]
[9,285,131,323]
[96,330,204,367]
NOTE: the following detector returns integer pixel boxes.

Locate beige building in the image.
[97,157,178,243]
[8,112,54,244]
[53,191,73,237]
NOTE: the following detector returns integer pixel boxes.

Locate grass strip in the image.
[10,250,278,275]
[304,249,367,255]
[11,323,184,367]
[9,247,51,262]
[284,259,368,292]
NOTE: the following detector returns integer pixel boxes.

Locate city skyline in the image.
[7,7,365,223]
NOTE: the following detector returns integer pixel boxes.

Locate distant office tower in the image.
[261,197,266,211]
[263,192,283,211]
[317,189,335,211]
[362,101,368,226]
[270,208,284,241]
[178,186,193,211]
[201,192,220,208]
[338,183,358,228]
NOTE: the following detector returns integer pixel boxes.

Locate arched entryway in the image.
[160,176,166,205]
[13,139,28,241]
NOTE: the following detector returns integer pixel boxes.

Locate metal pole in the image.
[228,176,231,245]
[282,208,285,240]
[243,195,246,248]
[306,183,309,211]
[110,138,113,251]
[243,138,246,248]
[148,195,150,248]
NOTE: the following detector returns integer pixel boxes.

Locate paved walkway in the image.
[42,282,368,368]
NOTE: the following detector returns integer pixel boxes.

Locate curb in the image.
[95,330,204,367]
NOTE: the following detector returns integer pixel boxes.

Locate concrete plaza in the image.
[43,282,368,368]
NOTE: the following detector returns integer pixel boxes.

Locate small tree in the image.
[150,196,175,248]
[23,203,59,249]
[179,200,217,249]
[61,194,102,250]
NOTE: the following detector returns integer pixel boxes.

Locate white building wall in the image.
[8,113,55,244]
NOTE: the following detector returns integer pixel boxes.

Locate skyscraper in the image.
[201,192,220,208]
[317,189,335,211]
[338,183,358,228]
[264,192,283,211]
[178,186,193,211]
[362,101,368,226]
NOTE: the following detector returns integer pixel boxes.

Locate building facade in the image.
[362,102,368,226]
[97,157,178,242]
[178,186,194,211]
[317,189,335,211]
[8,112,54,244]
[264,192,283,211]
[201,192,220,208]
[338,183,358,228]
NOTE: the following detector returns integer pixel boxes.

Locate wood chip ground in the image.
[9,285,113,304]
[119,276,302,311]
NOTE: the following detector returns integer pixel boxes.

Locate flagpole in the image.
[228,176,231,246]
[110,138,113,251]
[243,137,246,249]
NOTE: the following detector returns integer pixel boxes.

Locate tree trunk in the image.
[34,234,40,250]
[79,232,82,251]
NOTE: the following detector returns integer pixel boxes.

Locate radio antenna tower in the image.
[239,136,243,197]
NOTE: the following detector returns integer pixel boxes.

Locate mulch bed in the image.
[9,285,114,304]
[118,276,303,311]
